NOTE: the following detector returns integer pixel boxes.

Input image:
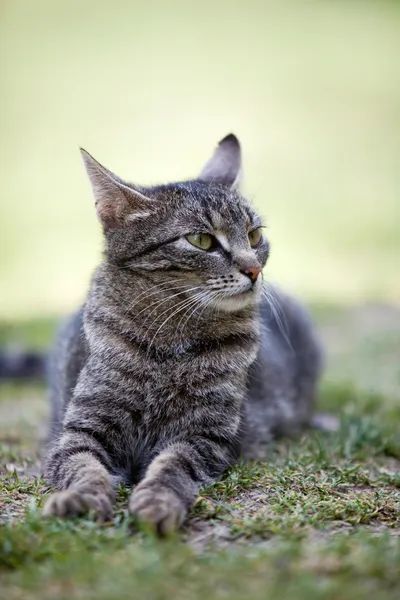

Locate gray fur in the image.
[199,133,242,187]
[43,135,322,532]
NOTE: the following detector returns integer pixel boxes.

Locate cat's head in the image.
[81,135,269,312]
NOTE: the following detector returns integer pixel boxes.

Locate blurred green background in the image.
[1,0,399,321]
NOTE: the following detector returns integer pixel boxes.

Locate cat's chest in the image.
[139,341,255,385]
[123,360,247,445]
[137,353,241,396]
[119,345,253,414]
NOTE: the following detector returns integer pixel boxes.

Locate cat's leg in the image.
[43,428,115,521]
[129,439,235,535]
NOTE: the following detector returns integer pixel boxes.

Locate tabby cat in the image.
[43,134,322,533]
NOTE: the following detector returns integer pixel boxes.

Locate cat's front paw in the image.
[129,484,186,535]
[43,488,113,522]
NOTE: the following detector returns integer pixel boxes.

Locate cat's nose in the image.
[241,266,262,282]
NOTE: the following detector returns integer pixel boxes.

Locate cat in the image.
[42,134,322,534]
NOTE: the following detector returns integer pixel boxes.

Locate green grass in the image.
[1,307,400,598]
[1,523,400,600]
[1,407,400,599]
[2,518,399,600]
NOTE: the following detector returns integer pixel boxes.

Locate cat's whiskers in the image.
[132,284,201,320]
[262,284,287,330]
[147,292,209,350]
[137,291,207,353]
[146,291,210,353]
[176,290,217,342]
[136,285,204,336]
[261,284,292,349]
[124,278,191,315]
[120,279,181,320]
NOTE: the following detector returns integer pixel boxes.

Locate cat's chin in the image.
[213,291,260,313]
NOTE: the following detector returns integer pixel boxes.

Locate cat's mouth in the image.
[211,282,261,312]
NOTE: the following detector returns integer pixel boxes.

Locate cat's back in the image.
[242,288,322,459]
[47,307,87,441]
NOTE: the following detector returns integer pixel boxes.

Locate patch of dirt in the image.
[185,519,234,551]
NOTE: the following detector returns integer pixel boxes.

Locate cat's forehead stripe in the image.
[210,211,224,230]
[214,233,231,252]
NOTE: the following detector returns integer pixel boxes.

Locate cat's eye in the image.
[186,233,215,251]
[248,227,263,248]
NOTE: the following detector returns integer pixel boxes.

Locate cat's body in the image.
[48,287,320,466]
[43,136,322,532]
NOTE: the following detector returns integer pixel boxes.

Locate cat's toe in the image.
[43,489,113,522]
[129,485,186,535]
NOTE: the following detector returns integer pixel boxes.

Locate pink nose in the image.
[243,266,262,282]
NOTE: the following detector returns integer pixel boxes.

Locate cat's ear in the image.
[198,134,242,189]
[80,149,153,228]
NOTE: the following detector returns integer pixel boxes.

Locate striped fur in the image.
[43,135,322,532]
